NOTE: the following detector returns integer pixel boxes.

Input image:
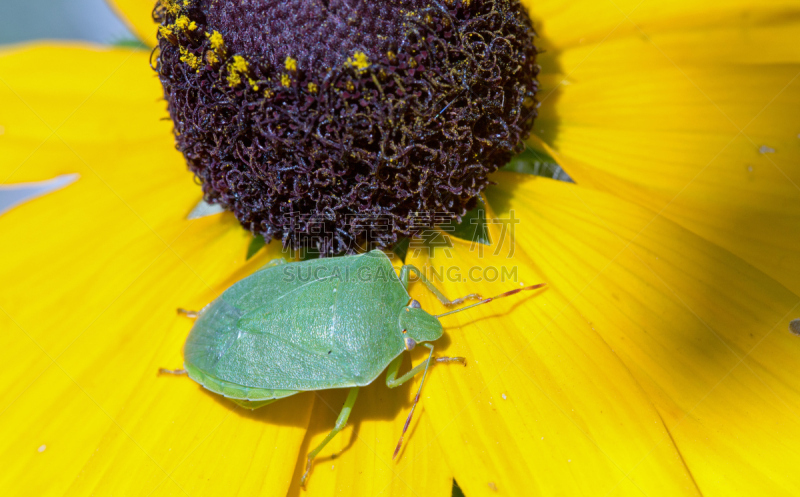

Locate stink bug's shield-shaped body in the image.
[182,250,440,406]
[168,249,544,485]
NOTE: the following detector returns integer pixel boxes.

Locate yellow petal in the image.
[0,44,312,495]
[1,43,172,184]
[483,172,800,495]
[524,0,800,51]
[532,7,800,296]
[106,0,158,47]
[406,205,701,496]
[287,377,452,497]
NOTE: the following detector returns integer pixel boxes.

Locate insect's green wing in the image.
[182,298,299,402]
[184,250,410,394]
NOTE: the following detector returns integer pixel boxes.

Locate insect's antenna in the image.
[393,344,435,460]
[435,283,546,319]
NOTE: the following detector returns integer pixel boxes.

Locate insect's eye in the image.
[404,337,417,351]
[409,300,422,309]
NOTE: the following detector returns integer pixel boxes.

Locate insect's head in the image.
[399,301,443,348]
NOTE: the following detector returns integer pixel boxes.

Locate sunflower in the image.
[1,0,799,495]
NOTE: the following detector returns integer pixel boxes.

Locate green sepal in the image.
[501,146,570,180]
[443,199,492,246]
[392,238,411,262]
[452,480,467,497]
[246,235,266,260]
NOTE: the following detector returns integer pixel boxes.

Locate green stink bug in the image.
[161,249,544,484]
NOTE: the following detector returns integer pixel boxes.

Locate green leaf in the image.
[246,235,266,260]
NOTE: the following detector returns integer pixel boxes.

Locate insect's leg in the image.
[385,354,427,388]
[176,308,199,318]
[177,302,212,319]
[392,343,434,459]
[398,265,412,288]
[158,368,187,375]
[386,352,466,389]
[301,387,360,487]
[399,264,483,306]
[435,356,467,366]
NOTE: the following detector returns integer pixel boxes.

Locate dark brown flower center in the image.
[202,0,426,70]
[155,0,539,255]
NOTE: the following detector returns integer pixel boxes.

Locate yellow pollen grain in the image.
[285,56,298,72]
[159,25,174,38]
[281,74,291,87]
[179,46,200,70]
[208,31,225,52]
[346,81,355,91]
[175,16,189,30]
[308,82,318,93]
[227,55,250,87]
[347,51,370,71]
[229,55,248,73]
[205,50,218,65]
[161,0,181,15]
[386,51,396,62]
[264,89,275,98]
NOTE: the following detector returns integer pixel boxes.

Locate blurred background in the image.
[0,0,133,46]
